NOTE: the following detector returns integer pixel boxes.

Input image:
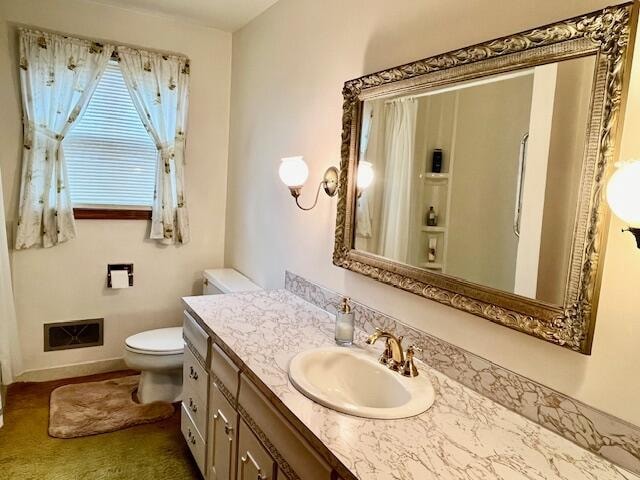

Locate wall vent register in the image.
[44,319,104,352]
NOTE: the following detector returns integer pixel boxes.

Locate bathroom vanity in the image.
[181,289,637,480]
[181,300,334,480]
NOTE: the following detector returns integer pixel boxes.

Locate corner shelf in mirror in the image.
[420,172,449,181]
[421,226,446,233]
[420,262,443,270]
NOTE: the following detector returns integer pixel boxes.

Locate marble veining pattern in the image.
[284,271,640,475]
[183,289,637,480]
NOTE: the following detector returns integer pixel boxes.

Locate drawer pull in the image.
[187,428,197,445]
[241,451,266,480]
[214,409,233,436]
[189,366,199,380]
[188,397,198,413]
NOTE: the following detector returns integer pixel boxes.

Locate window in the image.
[64,61,157,218]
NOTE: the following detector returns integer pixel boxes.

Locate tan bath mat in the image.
[49,375,174,439]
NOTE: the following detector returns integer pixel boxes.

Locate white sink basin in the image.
[288,346,435,419]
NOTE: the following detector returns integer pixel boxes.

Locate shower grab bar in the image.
[514,132,529,238]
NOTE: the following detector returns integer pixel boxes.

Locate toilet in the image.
[202,268,263,295]
[124,268,260,404]
[124,327,184,404]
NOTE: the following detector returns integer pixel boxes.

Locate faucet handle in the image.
[401,345,422,377]
[365,327,381,345]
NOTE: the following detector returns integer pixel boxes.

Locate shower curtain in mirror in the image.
[379,98,418,262]
[118,47,191,244]
[356,103,375,239]
[0,168,22,428]
[15,29,114,249]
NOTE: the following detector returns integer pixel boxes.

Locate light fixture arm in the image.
[622,227,640,249]
[290,181,323,211]
[288,166,339,211]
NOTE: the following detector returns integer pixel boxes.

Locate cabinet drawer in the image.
[211,343,240,401]
[183,386,207,440]
[209,384,238,480]
[237,418,276,480]
[184,346,209,408]
[183,310,209,362]
[239,375,332,480]
[181,404,206,477]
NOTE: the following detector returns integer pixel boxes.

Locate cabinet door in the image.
[238,376,333,479]
[209,385,237,480]
[237,419,276,480]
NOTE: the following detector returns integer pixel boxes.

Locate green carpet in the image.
[0,370,201,480]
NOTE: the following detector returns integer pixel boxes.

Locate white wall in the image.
[226,0,640,426]
[0,0,232,375]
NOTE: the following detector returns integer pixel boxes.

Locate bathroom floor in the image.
[0,370,200,480]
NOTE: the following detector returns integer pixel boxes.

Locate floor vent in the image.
[44,319,104,352]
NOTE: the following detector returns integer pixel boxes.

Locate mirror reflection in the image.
[354,55,596,304]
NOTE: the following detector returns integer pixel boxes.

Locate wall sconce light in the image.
[606,160,640,248]
[279,156,339,211]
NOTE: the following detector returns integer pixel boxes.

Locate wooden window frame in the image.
[73,208,152,220]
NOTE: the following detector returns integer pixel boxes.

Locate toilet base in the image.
[137,368,183,404]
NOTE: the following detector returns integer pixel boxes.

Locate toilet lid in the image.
[125,327,184,354]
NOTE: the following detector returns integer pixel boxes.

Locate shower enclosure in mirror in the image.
[333,4,637,353]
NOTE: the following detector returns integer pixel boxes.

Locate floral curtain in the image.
[118,47,190,244]
[15,29,113,249]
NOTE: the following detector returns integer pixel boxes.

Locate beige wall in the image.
[0,0,231,374]
[226,0,640,425]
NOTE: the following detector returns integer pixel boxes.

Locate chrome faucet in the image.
[365,328,421,377]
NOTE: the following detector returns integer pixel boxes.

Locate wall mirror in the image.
[333,3,637,353]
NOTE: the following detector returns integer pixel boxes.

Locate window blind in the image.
[64,61,157,208]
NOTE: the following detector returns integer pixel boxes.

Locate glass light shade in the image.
[607,160,640,226]
[279,156,309,187]
[357,161,374,190]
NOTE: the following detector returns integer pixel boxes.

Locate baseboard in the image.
[15,357,127,383]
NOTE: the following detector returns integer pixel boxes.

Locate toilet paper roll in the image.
[110,270,130,289]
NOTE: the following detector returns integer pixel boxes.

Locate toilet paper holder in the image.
[107,264,134,288]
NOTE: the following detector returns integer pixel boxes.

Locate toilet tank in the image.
[203,268,261,295]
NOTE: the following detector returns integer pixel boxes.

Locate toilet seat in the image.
[125,327,184,355]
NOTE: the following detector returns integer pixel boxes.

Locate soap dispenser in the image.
[335,297,354,346]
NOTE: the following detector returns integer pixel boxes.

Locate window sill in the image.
[73,208,152,220]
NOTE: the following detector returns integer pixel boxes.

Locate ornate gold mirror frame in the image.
[333,4,637,354]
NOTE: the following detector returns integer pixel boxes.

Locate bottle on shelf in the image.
[427,237,437,262]
[431,148,443,173]
[426,206,438,227]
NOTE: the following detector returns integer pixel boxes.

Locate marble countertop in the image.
[182,290,637,480]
